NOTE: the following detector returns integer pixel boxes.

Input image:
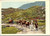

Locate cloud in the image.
[1,0,36,3]
[1,0,45,3]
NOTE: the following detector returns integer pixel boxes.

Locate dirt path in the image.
[16,24,44,34]
[2,24,44,34]
[17,25,44,34]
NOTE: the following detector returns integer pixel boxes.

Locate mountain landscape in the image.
[2,1,45,23]
[2,1,45,34]
[19,1,45,9]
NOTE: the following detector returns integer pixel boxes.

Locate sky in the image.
[1,0,45,8]
[2,2,35,8]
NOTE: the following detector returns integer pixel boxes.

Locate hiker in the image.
[8,18,14,24]
[29,20,34,31]
[35,22,38,31]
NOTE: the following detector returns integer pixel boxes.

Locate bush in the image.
[2,26,21,34]
[38,22,45,26]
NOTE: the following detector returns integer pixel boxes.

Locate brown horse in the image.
[22,20,26,25]
[16,20,22,25]
[25,21,31,27]
[16,20,31,27]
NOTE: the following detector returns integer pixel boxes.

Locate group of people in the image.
[8,18,38,31]
[29,20,38,31]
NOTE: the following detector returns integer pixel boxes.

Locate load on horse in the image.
[8,18,13,24]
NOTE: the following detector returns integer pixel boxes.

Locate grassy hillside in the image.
[2,6,45,23]
[2,7,24,15]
